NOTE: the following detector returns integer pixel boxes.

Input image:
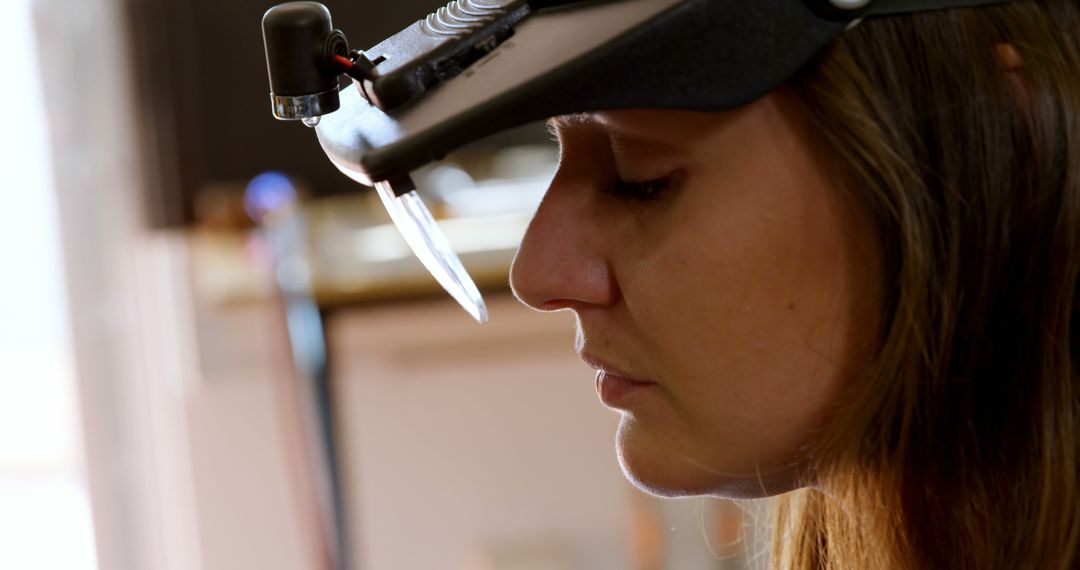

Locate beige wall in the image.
[329,295,632,570]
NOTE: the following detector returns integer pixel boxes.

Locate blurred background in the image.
[0,0,765,568]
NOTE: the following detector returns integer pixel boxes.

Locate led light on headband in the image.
[261,0,1020,321]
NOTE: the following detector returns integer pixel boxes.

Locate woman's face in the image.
[509,89,883,498]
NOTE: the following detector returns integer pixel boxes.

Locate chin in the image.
[614,416,804,499]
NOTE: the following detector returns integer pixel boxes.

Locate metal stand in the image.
[263,200,353,570]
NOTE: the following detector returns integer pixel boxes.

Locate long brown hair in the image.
[777,1,1080,567]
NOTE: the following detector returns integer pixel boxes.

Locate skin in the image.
[508,88,884,498]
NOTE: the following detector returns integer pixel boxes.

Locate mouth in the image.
[579,353,658,409]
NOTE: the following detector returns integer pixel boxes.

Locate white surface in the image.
[0,0,96,568]
[185,362,313,570]
[34,0,209,567]
[0,478,97,570]
[329,296,634,570]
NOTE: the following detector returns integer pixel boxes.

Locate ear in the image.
[994,43,1024,71]
[993,42,1034,124]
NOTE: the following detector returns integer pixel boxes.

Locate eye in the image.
[603,174,676,202]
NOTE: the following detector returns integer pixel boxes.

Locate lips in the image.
[579,353,645,380]
[580,353,657,408]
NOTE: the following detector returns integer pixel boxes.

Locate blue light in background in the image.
[244,171,297,223]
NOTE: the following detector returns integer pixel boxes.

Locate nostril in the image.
[540,300,570,311]
[538,299,578,312]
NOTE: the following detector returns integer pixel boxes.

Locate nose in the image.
[510,175,618,312]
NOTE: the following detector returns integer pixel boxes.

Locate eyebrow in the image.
[546,113,595,138]
[546,113,686,154]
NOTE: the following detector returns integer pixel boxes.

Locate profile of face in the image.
[509,89,884,498]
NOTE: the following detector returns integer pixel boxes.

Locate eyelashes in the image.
[603,174,678,202]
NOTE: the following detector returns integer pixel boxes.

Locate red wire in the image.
[334,54,355,69]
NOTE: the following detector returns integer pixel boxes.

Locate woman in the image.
[509,0,1079,567]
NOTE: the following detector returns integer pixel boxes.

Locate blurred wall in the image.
[0,0,95,568]
[329,296,633,570]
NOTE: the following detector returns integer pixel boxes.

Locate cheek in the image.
[637,177,853,377]
[614,161,877,488]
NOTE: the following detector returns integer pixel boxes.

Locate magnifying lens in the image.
[373,178,488,323]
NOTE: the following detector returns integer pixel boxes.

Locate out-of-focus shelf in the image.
[309,212,530,308]
[189,151,554,310]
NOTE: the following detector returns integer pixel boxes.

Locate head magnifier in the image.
[261,0,1019,322]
